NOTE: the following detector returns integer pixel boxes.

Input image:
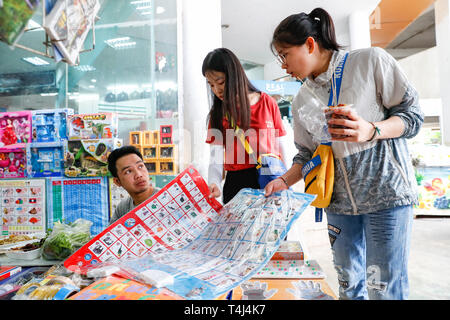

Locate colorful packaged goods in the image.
[31,108,74,142]
[67,112,119,140]
[0,111,32,147]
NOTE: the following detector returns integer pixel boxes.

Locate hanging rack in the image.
[10,0,99,66]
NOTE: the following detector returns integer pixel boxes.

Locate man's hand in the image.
[208,183,221,199]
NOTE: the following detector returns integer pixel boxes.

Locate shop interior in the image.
[0,0,449,303]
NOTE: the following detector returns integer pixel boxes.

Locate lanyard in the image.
[328,52,349,106]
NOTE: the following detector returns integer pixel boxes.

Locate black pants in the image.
[223,167,260,204]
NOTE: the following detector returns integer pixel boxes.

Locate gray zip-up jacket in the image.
[292,47,424,215]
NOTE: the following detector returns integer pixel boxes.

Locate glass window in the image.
[0,0,179,144]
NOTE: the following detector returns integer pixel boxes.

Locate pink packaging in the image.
[0,111,32,147]
[0,145,27,178]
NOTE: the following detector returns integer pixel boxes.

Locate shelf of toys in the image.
[130,124,178,178]
[0,109,124,240]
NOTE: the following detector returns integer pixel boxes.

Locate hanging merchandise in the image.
[0,178,46,237]
[0,0,40,45]
[46,177,110,236]
[63,166,315,300]
[44,0,101,65]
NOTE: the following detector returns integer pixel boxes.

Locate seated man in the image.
[108,145,160,224]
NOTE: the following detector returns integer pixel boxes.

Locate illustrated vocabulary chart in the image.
[46,177,109,236]
[1,179,46,236]
[64,166,223,271]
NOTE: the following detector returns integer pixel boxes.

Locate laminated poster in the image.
[64,166,316,300]
[46,176,109,236]
[0,178,46,236]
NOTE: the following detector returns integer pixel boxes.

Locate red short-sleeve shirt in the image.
[206,92,286,171]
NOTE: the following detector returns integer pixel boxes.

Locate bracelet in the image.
[367,122,381,142]
[278,176,289,187]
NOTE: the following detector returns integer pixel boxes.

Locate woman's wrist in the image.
[278,175,289,187]
[367,121,381,142]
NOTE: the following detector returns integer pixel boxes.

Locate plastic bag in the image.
[77,189,316,300]
[42,219,92,260]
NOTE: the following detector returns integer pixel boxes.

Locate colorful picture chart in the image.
[0,179,46,236]
[86,188,315,300]
[64,166,223,271]
[69,275,184,300]
[46,177,109,236]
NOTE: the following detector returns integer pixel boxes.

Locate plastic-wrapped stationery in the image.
[64,166,315,300]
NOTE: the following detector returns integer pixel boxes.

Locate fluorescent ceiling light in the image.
[22,56,49,66]
[130,0,151,4]
[40,93,58,96]
[105,37,136,49]
[91,79,97,83]
[74,65,96,72]
[156,6,165,14]
[136,5,152,10]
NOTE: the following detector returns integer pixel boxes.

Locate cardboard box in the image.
[64,139,122,177]
[0,111,32,146]
[0,266,22,282]
[271,240,304,260]
[0,145,27,178]
[68,113,119,140]
[31,108,74,142]
[26,141,66,178]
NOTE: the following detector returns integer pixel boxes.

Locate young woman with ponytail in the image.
[265,8,423,300]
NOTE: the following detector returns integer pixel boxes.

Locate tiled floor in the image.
[287,204,450,300]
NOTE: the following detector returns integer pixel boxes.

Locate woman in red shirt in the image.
[202,48,288,203]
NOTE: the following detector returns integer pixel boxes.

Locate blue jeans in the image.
[326,205,413,300]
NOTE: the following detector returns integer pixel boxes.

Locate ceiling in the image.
[220,0,381,65]
[369,0,435,59]
[221,0,437,65]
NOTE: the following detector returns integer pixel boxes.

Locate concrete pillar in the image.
[348,10,372,50]
[179,0,222,177]
[435,0,450,146]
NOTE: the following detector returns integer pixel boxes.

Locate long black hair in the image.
[271,8,341,54]
[202,48,259,132]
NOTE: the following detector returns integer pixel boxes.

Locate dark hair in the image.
[271,8,341,54]
[202,48,259,132]
[107,145,143,178]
